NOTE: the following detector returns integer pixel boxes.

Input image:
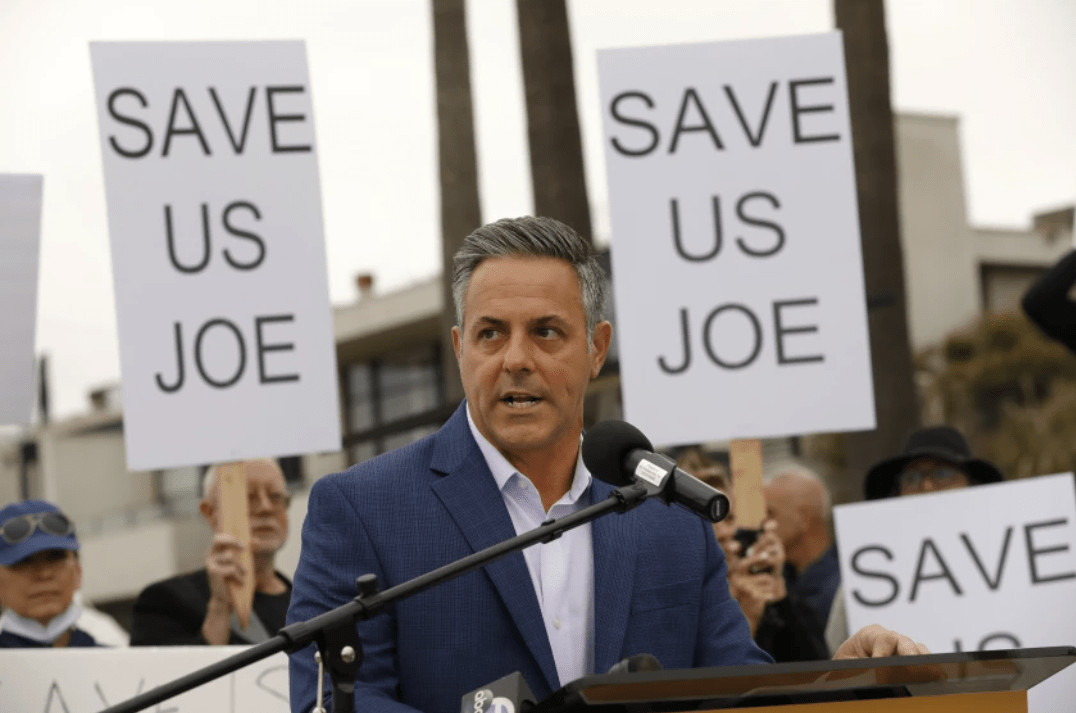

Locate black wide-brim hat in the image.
[864,425,1005,500]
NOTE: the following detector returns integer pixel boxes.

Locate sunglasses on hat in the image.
[0,511,74,545]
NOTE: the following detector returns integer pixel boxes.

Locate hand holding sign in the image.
[203,531,248,644]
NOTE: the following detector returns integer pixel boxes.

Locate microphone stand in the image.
[100,482,652,713]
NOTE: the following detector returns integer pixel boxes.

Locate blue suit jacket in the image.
[287,403,770,713]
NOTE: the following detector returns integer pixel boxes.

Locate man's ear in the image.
[452,325,462,362]
[590,321,613,378]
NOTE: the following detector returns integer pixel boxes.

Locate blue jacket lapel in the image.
[429,403,561,693]
[591,478,639,674]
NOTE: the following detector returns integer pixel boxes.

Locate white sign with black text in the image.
[835,473,1076,651]
[0,647,290,712]
[90,41,340,470]
[0,174,43,426]
[598,32,874,446]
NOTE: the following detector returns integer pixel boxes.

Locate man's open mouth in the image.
[502,394,542,408]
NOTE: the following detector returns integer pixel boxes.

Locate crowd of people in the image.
[0,458,295,649]
[1,214,1072,712]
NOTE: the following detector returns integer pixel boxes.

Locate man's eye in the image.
[536,327,559,339]
[479,329,499,340]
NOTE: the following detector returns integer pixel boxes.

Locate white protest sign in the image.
[0,647,290,712]
[834,474,1076,652]
[0,174,43,426]
[598,32,874,446]
[90,42,341,470]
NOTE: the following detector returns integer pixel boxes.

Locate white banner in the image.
[90,41,341,470]
[834,474,1076,710]
[835,474,1076,651]
[598,32,874,446]
[0,647,290,712]
[0,174,43,426]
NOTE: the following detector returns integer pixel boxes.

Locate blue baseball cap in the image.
[0,500,80,567]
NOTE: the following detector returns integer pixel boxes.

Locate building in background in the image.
[0,112,1070,628]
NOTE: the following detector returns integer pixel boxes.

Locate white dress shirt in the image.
[466,407,595,687]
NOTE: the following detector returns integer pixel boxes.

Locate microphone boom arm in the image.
[99,482,652,713]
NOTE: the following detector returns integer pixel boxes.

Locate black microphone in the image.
[582,420,730,523]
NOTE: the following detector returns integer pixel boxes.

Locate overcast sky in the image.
[1,0,1073,419]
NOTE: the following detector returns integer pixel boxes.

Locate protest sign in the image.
[0,174,43,426]
[598,32,873,446]
[835,473,1076,651]
[0,647,289,712]
[835,474,1076,710]
[90,42,340,470]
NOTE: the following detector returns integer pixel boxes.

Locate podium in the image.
[534,647,1075,712]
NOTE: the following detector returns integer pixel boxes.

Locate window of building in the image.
[343,343,448,465]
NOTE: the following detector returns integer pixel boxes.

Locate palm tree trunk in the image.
[432,0,481,404]
[835,0,920,503]
[516,0,592,241]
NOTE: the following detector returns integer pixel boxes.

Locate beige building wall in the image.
[894,113,982,350]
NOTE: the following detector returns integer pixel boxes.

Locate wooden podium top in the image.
[534,647,1076,712]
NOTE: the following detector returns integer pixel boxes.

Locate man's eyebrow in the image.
[533,314,569,326]
[472,316,507,329]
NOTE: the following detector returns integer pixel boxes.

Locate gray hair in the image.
[451,216,609,344]
[766,463,832,517]
[200,459,284,500]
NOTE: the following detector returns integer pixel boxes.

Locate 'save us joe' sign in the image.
[91,41,340,470]
[599,32,874,446]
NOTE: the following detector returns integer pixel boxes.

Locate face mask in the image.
[0,601,82,644]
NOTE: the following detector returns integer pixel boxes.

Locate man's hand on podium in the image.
[832,624,931,660]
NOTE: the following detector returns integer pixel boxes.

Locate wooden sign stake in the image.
[217,461,254,629]
[729,438,765,529]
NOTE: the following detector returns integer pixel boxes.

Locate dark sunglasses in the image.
[896,465,966,491]
[0,512,74,545]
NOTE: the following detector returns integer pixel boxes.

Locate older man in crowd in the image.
[131,458,292,646]
[764,466,841,628]
[0,499,97,648]
[677,448,829,662]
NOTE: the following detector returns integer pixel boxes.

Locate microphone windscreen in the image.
[582,420,654,487]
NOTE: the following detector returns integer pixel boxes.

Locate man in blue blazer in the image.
[288,217,922,713]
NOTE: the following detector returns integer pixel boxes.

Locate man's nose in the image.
[502,333,535,373]
[28,562,55,580]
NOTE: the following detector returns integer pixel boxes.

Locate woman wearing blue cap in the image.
[0,499,98,647]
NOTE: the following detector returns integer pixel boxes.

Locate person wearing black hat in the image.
[824,426,1005,652]
[863,425,1005,501]
[0,499,98,648]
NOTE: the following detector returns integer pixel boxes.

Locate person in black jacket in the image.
[1022,248,1076,352]
[677,449,830,662]
[130,459,292,646]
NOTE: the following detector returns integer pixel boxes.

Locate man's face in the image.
[897,457,971,497]
[0,549,81,626]
[203,460,290,556]
[452,255,610,468]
